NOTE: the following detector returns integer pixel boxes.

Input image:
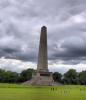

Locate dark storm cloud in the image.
[0,0,86,65]
[49,35,86,64]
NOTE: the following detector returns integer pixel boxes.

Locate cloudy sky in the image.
[0,0,86,73]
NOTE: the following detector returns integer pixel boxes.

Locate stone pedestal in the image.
[24,71,53,86]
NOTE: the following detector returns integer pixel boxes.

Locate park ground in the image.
[0,84,86,100]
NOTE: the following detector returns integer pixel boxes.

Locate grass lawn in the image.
[0,84,86,100]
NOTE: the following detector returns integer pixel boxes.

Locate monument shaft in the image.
[37,26,48,72]
[23,26,53,85]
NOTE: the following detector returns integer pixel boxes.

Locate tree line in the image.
[0,68,86,85]
[0,69,34,83]
[53,69,86,85]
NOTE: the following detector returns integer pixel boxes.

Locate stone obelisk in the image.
[23,26,53,85]
[37,26,48,72]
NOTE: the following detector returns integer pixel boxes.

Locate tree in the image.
[19,69,34,82]
[79,71,86,85]
[63,69,78,84]
[53,72,62,82]
[0,69,19,83]
[0,69,5,82]
[5,71,19,83]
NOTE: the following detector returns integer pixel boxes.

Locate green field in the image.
[0,84,86,100]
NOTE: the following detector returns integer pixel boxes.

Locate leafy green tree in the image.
[5,71,19,83]
[53,72,62,82]
[79,71,86,85]
[0,69,19,83]
[19,69,34,82]
[63,69,78,84]
[0,69,5,82]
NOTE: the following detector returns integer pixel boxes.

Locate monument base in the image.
[23,71,54,86]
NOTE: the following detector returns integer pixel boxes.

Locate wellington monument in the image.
[24,26,53,85]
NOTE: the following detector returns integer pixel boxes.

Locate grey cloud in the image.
[0,0,86,65]
[49,35,86,64]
